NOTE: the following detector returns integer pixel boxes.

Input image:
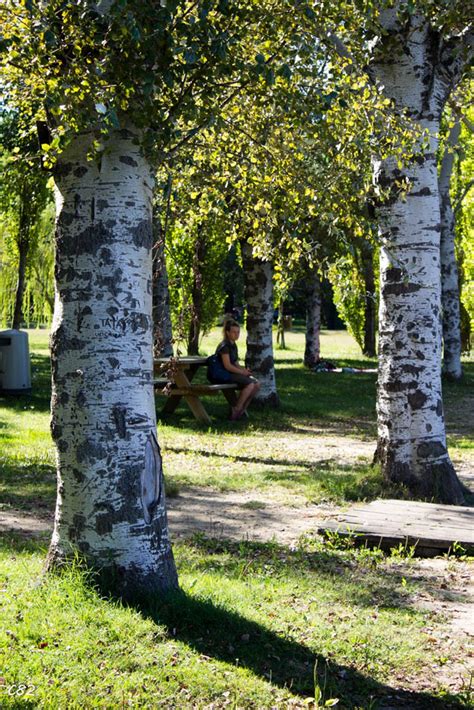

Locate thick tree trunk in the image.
[372,8,466,503]
[241,240,279,407]
[304,267,321,368]
[360,241,377,358]
[187,226,205,356]
[152,218,173,358]
[440,120,463,380]
[46,127,178,597]
[12,234,28,330]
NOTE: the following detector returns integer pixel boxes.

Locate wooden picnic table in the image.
[154,356,238,425]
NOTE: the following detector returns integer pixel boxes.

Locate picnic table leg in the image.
[157,363,201,417]
[160,395,181,416]
[175,367,212,424]
[182,395,212,425]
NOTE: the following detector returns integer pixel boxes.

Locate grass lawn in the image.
[0,328,473,708]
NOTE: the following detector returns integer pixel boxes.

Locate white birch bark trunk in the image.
[372,6,466,502]
[46,126,178,596]
[439,120,463,380]
[303,266,321,368]
[152,217,173,358]
[241,240,279,406]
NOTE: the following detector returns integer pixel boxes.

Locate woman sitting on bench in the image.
[216,318,261,421]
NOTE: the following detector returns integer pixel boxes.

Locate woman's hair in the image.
[223,318,239,337]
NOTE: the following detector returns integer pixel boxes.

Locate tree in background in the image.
[439,114,463,380]
[152,212,174,358]
[0,112,51,329]
[448,91,474,357]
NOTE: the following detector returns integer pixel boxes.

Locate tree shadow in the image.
[163,444,392,502]
[137,588,466,709]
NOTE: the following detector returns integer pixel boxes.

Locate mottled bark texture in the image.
[439,120,463,380]
[241,240,279,406]
[46,127,178,597]
[152,217,173,358]
[372,6,467,503]
[361,241,377,358]
[303,266,321,368]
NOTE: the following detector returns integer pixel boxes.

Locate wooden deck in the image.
[318,499,474,556]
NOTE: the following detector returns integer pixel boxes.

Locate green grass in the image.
[0,328,473,708]
[0,329,472,512]
[1,534,471,709]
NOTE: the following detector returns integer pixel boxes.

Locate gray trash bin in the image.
[0,329,32,394]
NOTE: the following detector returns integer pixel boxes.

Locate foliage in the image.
[0,110,53,328]
[165,202,229,350]
[0,0,330,161]
[451,88,474,342]
[328,254,367,351]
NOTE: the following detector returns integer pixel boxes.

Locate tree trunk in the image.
[360,241,377,358]
[12,182,31,330]
[241,240,279,407]
[152,217,173,358]
[303,266,321,368]
[372,7,466,503]
[276,298,286,349]
[46,127,178,597]
[439,120,463,380]
[12,234,28,330]
[187,226,206,356]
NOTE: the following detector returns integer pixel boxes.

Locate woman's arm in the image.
[221,352,252,376]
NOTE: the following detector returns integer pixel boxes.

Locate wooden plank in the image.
[331,513,473,537]
[337,500,473,523]
[322,521,473,544]
[339,510,473,530]
[321,523,473,552]
[349,499,473,514]
[319,499,474,554]
[154,384,238,396]
[367,499,474,514]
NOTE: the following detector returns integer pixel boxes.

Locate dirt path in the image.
[0,488,338,545]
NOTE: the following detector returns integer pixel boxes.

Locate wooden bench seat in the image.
[154,380,238,396]
[153,356,238,423]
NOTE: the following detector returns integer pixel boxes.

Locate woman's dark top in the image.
[216,339,238,365]
[216,339,256,387]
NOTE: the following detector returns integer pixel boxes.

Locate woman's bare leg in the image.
[232,382,260,418]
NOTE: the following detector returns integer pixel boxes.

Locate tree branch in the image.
[454,178,474,215]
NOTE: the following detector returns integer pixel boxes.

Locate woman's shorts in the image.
[230,373,258,387]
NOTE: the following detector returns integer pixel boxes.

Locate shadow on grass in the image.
[164,444,393,502]
[0,533,468,708]
[157,361,379,435]
[140,587,466,709]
